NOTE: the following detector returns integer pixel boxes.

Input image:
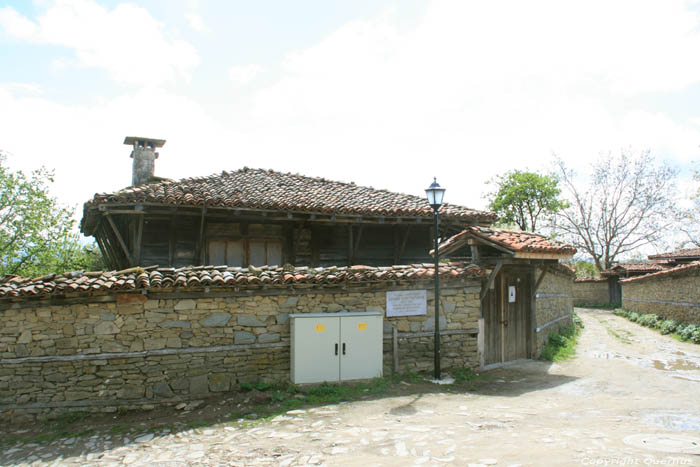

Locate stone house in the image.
[0,137,578,419]
[81,137,495,271]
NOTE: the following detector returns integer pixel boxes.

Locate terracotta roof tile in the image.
[81,168,495,232]
[648,248,700,260]
[620,261,700,283]
[600,262,667,275]
[437,227,576,256]
[0,263,484,300]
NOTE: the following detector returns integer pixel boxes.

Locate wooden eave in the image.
[81,202,492,235]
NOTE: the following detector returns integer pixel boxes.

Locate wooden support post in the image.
[105,214,133,265]
[134,215,144,266]
[393,226,400,265]
[393,326,399,374]
[348,225,354,266]
[197,208,206,265]
[470,245,480,264]
[168,216,176,267]
[352,225,363,264]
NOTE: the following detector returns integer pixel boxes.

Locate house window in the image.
[208,238,283,267]
[208,239,244,266]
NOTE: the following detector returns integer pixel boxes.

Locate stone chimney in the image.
[124,136,166,186]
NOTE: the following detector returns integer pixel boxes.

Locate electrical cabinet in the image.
[290,311,383,384]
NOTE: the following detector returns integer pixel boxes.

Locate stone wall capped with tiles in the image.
[0,280,480,421]
[621,269,700,324]
[572,279,610,306]
[535,267,574,353]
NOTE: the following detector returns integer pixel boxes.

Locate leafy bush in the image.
[659,320,679,335]
[541,322,582,362]
[692,329,700,344]
[679,324,697,341]
[628,312,640,323]
[572,312,584,328]
[637,314,660,328]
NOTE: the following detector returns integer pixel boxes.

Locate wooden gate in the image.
[482,267,532,366]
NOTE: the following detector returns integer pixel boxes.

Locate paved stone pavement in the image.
[1,309,699,466]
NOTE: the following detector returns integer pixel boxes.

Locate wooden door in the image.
[502,269,530,362]
[482,267,532,365]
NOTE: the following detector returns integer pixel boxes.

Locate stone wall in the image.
[0,280,480,420]
[621,268,700,324]
[572,279,610,305]
[535,267,574,353]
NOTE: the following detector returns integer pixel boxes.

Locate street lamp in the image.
[425,177,446,380]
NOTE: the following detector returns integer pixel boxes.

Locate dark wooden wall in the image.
[101,213,438,269]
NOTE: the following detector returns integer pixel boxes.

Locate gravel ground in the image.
[1,308,699,466]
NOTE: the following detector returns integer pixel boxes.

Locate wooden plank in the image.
[348,225,353,267]
[168,216,175,267]
[105,214,133,265]
[500,271,505,363]
[529,267,537,359]
[398,226,411,263]
[352,225,363,265]
[470,245,480,264]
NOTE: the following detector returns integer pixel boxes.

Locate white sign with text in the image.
[386,290,427,317]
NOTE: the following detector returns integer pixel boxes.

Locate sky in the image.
[1,0,700,230]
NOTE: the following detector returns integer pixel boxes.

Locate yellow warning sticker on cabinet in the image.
[358,322,367,331]
[315,324,326,332]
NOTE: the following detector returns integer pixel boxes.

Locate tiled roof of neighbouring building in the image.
[0,263,485,299]
[647,248,700,260]
[601,263,667,276]
[436,226,576,257]
[81,167,496,232]
[619,261,700,283]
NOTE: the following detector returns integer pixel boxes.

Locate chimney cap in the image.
[124,136,166,148]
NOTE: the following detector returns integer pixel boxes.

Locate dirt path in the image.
[2,308,699,466]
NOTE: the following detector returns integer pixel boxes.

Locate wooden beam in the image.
[532,265,549,297]
[105,214,133,265]
[470,245,480,264]
[480,262,503,302]
[393,226,400,265]
[348,225,354,267]
[168,216,175,267]
[468,237,514,255]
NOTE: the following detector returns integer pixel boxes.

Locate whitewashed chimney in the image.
[124,136,166,186]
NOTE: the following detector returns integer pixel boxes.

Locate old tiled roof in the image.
[620,261,700,283]
[0,263,484,300]
[81,168,496,231]
[601,263,666,276]
[436,226,576,257]
[648,248,700,260]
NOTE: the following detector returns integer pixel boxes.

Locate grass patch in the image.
[540,313,584,361]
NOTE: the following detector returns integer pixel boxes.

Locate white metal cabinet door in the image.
[339,315,383,381]
[291,316,340,384]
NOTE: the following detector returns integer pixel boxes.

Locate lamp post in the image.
[425,177,446,380]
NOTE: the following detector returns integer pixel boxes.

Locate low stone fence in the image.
[621,263,700,324]
[535,266,574,352]
[0,265,482,421]
[572,278,610,305]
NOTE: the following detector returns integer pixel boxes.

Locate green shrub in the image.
[572,312,584,328]
[637,314,659,328]
[659,320,679,335]
[628,312,640,322]
[692,329,700,344]
[679,324,697,341]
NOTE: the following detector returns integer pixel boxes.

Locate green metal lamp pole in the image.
[425,178,446,381]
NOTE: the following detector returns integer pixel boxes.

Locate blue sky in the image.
[1,0,700,227]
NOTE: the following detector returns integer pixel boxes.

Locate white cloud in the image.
[0,0,199,86]
[239,0,700,208]
[228,64,264,87]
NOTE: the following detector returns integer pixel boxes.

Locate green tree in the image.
[0,152,104,277]
[486,170,568,232]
